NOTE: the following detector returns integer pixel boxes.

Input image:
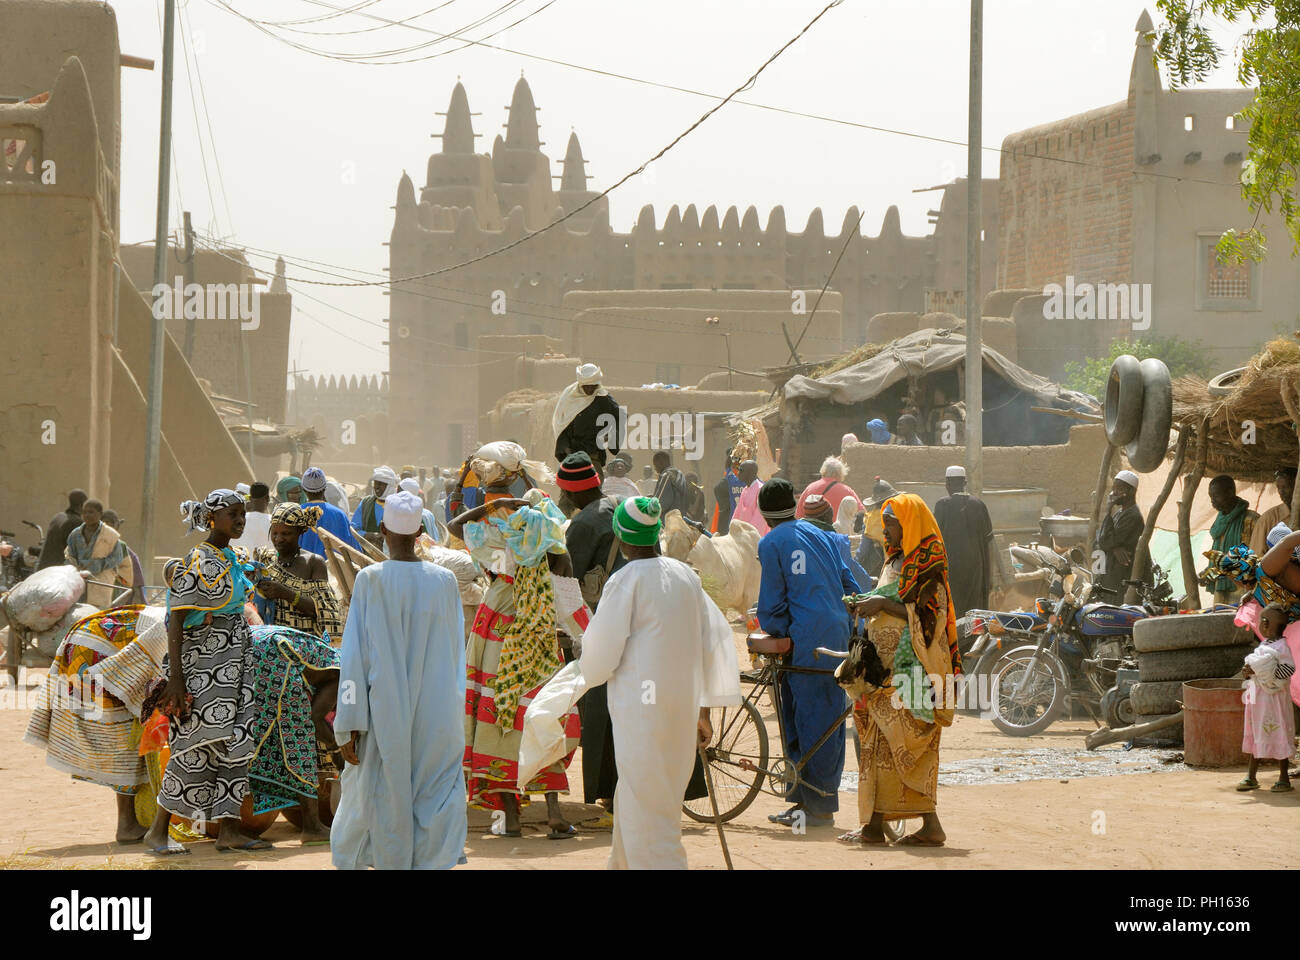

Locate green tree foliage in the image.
[1153,1,1300,261]
[1062,337,1215,397]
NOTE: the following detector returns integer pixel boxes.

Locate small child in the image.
[1237,603,1296,793]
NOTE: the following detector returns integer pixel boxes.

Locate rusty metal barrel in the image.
[1182,678,1248,767]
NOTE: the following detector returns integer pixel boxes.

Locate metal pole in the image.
[963,0,984,497]
[141,0,177,580]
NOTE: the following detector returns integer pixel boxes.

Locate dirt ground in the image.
[4,651,1297,871]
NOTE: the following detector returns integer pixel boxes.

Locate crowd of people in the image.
[20,359,1300,868]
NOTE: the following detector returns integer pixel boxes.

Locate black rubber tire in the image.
[1206,366,1247,397]
[1137,643,1253,682]
[988,647,1070,736]
[1132,611,1252,653]
[1104,354,1144,446]
[682,698,768,823]
[1124,358,1173,472]
[1130,680,1184,716]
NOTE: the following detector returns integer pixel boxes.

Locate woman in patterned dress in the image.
[844,493,960,847]
[141,490,271,855]
[450,493,579,839]
[253,502,343,643]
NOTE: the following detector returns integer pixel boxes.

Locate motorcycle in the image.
[985,563,1176,736]
[0,520,43,590]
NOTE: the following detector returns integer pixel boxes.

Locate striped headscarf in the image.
[180,489,243,532]
[613,496,662,546]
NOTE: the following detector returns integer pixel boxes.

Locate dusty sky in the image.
[112,0,1250,380]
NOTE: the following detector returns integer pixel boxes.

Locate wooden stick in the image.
[1178,416,1210,609]
[1126,429,1188,603]
[1028,406,1103,423]
[698,743,734,870]
[1086,710,1184,750]
[1085,442,1117,565]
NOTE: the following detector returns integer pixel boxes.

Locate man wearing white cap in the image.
[351,465,400,545]
[332,490,468,870]
[553,362,622,470]
[398,476,441,542]
[933,465,994,616]
[1095,469,1144,596]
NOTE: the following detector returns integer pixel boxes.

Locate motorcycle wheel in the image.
[988,649,1069,736]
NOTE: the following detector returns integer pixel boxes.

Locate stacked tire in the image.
[1129,612,1254,745]
[1104,355,1172,473]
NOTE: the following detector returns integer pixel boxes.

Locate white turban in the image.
[552,362,610,438]
[398,477,422,497]
[382,491,424,535]
[576,362,603,385]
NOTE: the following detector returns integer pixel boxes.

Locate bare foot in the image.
[215,820,272,851]
[115,821,148,844]
[300,823,331,846]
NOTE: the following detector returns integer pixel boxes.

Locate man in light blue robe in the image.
[332,491,467,870]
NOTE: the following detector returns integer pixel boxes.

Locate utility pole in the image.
[141,0,176,579]
[964,0,984,497]
[181,210,196,361]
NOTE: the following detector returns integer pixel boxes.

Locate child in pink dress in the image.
[1238,603,1296,793]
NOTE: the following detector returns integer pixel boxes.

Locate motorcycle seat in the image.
[747,632,792,656]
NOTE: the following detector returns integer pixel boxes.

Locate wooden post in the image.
[1085,442,1117,564]
[1178,417,1210,609]
[1126,429,1188,603]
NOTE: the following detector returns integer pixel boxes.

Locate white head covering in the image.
[945,465,966,479]
[552,362,611,438]
[474,441,526,473]
[370,464,399,499]
[398,477,424,503]
[382,491,423,535]
[1114,469,1139,489]
[235,482,251,497]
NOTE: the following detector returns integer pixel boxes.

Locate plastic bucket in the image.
[1182,678,1248,767]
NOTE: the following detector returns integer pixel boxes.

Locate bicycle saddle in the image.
[746,631,791,656]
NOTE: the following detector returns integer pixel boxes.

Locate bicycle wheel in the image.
[683,698,768,823]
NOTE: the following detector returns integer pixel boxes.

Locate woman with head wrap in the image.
[1205,522,1300,707]
[449,492,580,839]
[253,502,343,641]
[842,492,959,847]
[140,490,271,855]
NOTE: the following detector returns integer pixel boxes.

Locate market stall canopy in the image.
[1171,337,1300,484]
[777,327,1099,412]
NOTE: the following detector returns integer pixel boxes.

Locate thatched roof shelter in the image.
[1171,337,1300,483]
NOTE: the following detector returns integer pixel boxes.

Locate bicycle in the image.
[683,630,912,840]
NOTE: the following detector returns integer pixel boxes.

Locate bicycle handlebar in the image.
[814,647,849,660]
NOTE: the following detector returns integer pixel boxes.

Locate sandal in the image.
[1236,778,1260,791]
[547,824,577,840]
[895,833,945,847]
[836,829,863,843]
[1270,781,1294,793]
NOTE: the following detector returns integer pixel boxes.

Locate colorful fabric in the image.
[883,493,962,675]
[492,499,568,566]
[464,576,578,811]
[851,556,943,821]
[612,496,662,546]
[493,562,562,731]
[1205,545,1300,620]
[271,501,323,530]
[156,607,256,823]
[23,606,168,789]
[167,543,256,630]
[1209,498,1256,593]
[253,547,344,641]
[245,625,340,814]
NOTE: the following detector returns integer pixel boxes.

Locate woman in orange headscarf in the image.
[842,492,960,846]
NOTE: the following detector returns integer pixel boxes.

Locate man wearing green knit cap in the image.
[579,496,743,869]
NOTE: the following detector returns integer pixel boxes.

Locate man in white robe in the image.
[332,491,468,870]
[578,496,742,869]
